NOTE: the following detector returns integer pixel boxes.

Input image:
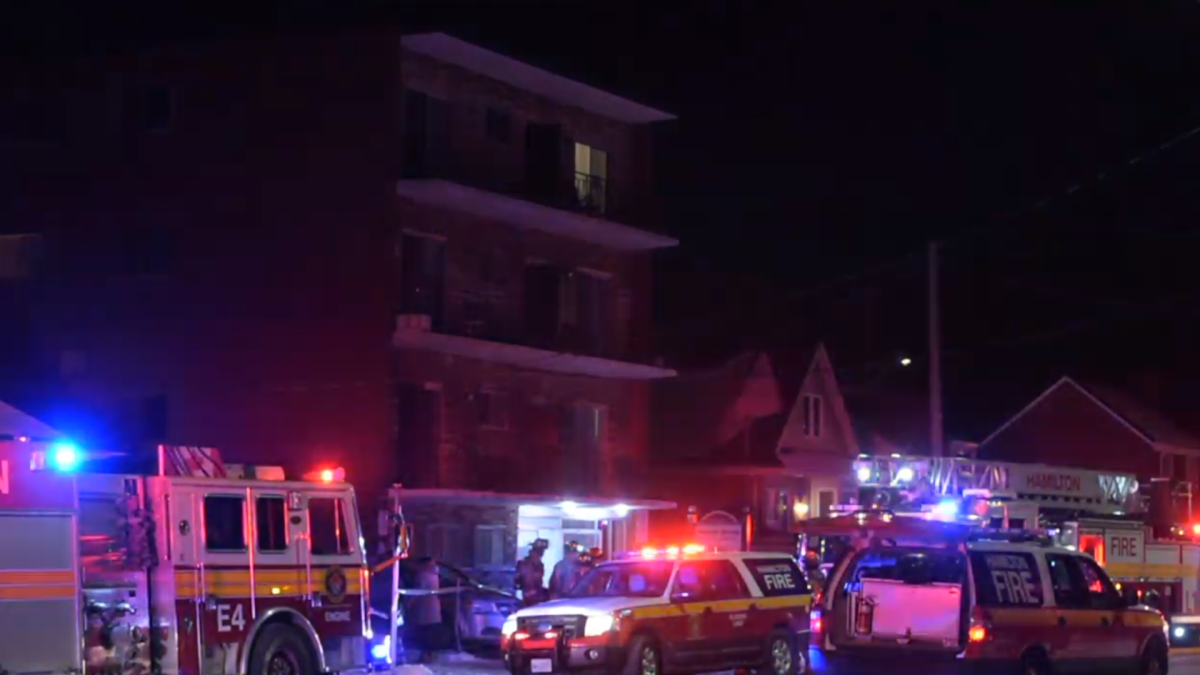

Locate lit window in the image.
[573,143,608,214]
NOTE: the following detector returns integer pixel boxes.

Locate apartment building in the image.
[392,34,678,579]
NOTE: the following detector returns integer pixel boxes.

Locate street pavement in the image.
[409,650,1200,674]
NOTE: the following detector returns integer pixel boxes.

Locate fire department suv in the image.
[807,514,1170,675]
[0,438,371,675]
[501,548,812,675]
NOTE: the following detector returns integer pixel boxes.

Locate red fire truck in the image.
[0,436,372,675]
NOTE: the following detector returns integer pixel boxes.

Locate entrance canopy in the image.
[391,488,674,520]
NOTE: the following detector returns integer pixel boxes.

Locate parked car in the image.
[371,559,519,653]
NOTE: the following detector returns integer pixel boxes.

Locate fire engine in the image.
[0,436,372,675]
[836,454,1200,645]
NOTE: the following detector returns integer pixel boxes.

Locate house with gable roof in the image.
[977,376,1200,521]
[650,344,859,551]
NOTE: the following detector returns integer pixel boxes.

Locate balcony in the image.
[396,158,677,252]
[393,314,676,380]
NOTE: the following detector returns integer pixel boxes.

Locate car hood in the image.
[513,596,667,618]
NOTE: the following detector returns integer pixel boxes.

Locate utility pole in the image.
[928,241,944,457]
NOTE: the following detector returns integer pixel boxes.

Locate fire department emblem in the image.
[325,567,348,604]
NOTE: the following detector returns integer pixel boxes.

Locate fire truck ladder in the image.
[853,455,1142,515]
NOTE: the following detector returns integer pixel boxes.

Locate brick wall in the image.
[397,199,653,363]
[394,350,650,498]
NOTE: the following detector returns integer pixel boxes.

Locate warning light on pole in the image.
[1191,523,1200,537]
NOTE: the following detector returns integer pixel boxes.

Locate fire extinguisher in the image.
[856,596,875,635]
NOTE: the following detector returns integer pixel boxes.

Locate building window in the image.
[764,489,788,530]
[802,395,823,438]
[523,264,609,354]
[474,524,506,567]
[122,85,173,133]
[427,523,467,566]
[561,403,606,491]
[309,497,351,556]
[256,496,287,552]
[478,390,510,429]
[573,142,608,214]
[204,495,246,551]
[485,107,511,143]
[399,232,446,329]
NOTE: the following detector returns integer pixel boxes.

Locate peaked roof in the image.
[654,351,785,463]
[401,33,676,124]
[978,376,1200,451]
[1078,380,1200,450]
[0,400,59,439]
[778,343,860,453]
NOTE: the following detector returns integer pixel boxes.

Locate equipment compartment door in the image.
[0,511,81,674]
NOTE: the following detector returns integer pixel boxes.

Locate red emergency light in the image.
[303,467,346,484]
[632,544,705,559]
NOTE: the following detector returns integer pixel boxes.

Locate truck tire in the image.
[1140,639,1168,675]
[1019,647,1051,675]
[621,635,661,675]
[248,624,316,675]
[761,630,800,675]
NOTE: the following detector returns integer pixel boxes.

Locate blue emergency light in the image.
[370,635,391,662]
[50,442,79,472]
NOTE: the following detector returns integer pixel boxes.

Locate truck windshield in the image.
[566,561,674,598]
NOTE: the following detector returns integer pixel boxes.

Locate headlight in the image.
[584,614,617,637]
[502,616,518,637]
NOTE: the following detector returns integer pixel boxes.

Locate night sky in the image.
[9,1,1200,441]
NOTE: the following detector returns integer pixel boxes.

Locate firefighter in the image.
[550,541,586,598]
[516,539,549,606]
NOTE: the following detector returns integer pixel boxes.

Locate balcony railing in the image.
[400,153,658,228]
[573,172,607,216]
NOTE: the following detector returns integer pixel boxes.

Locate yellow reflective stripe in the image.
[174,567,362,597]
[0,585,76,600]
[629,594,812,619]
[0,570,75,585]
[753,595,813,611]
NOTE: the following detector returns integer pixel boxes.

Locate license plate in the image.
[530,658,553,673]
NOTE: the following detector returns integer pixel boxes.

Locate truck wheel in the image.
[1140,640,1168,675]
[1020,648,1051,675]
[763,630,800,675]
[621,635,661,675]
[248,624,316,675]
